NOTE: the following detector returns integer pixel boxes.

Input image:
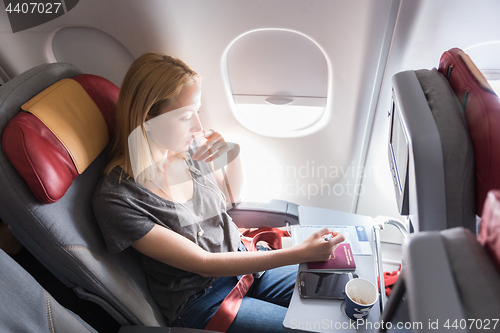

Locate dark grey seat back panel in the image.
[0,63,167,326]
[403,231,468,331]
[0,249,98,333]
[402,228,500,333]
[441,227,500,324]
[415,69,476,233]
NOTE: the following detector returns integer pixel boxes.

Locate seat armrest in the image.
[227,199,299,228]
[403,232,469,332]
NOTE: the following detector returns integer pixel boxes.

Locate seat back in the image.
[0,249,98,333]
[390,68,475,233]
[380,212,500,333]
[0,63,167,326]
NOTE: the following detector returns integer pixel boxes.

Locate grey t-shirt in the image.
[92,150,241,325]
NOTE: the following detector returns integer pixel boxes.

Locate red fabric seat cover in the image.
[438,48,500,214]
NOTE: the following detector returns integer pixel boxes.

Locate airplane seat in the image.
[379,191,500,333]
[390,67,476,233]
[0,62,297,330]
[437,47,500,216]
[390,48,500,235]
[0,248,98,333]
[382,49,500,330]
[0,62,168,327]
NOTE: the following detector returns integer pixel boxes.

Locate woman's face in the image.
[145,84,203,155]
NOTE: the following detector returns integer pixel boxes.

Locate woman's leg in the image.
[176,276,236,329]
[226,296,289,333]
[247,264,298,307]
[226,264,299,333]
[176,265,298,332]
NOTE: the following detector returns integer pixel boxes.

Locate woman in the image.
[93,53,344,332]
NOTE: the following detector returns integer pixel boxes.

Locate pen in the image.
[324,233,332,241]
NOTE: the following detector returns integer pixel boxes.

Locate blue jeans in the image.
[175,245,298,332]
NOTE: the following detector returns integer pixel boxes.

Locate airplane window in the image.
[223,29,330,137]
[233,95,325,132]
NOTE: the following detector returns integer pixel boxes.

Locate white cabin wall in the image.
[357,0,500,240]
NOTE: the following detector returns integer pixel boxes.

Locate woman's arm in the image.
[132,224,344,278]
[191,130,244,203]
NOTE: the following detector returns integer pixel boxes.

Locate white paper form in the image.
[291,225,373,255]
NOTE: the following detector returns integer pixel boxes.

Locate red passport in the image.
[307,243,356,271]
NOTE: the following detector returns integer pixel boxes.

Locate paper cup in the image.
[344,278,378,321]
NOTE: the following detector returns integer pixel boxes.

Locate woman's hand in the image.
[133,224,345,278]
[296,228,345,263]
[192,129,239,162]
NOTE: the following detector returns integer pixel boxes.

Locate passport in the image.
[307,243,356,271]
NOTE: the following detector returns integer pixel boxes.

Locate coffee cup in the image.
[344,278,378,321]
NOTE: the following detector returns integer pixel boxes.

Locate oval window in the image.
[223,29,331,137]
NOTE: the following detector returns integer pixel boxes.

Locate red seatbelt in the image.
[204,228,285,332]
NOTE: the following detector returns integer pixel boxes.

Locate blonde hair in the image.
[105,53,201,180]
